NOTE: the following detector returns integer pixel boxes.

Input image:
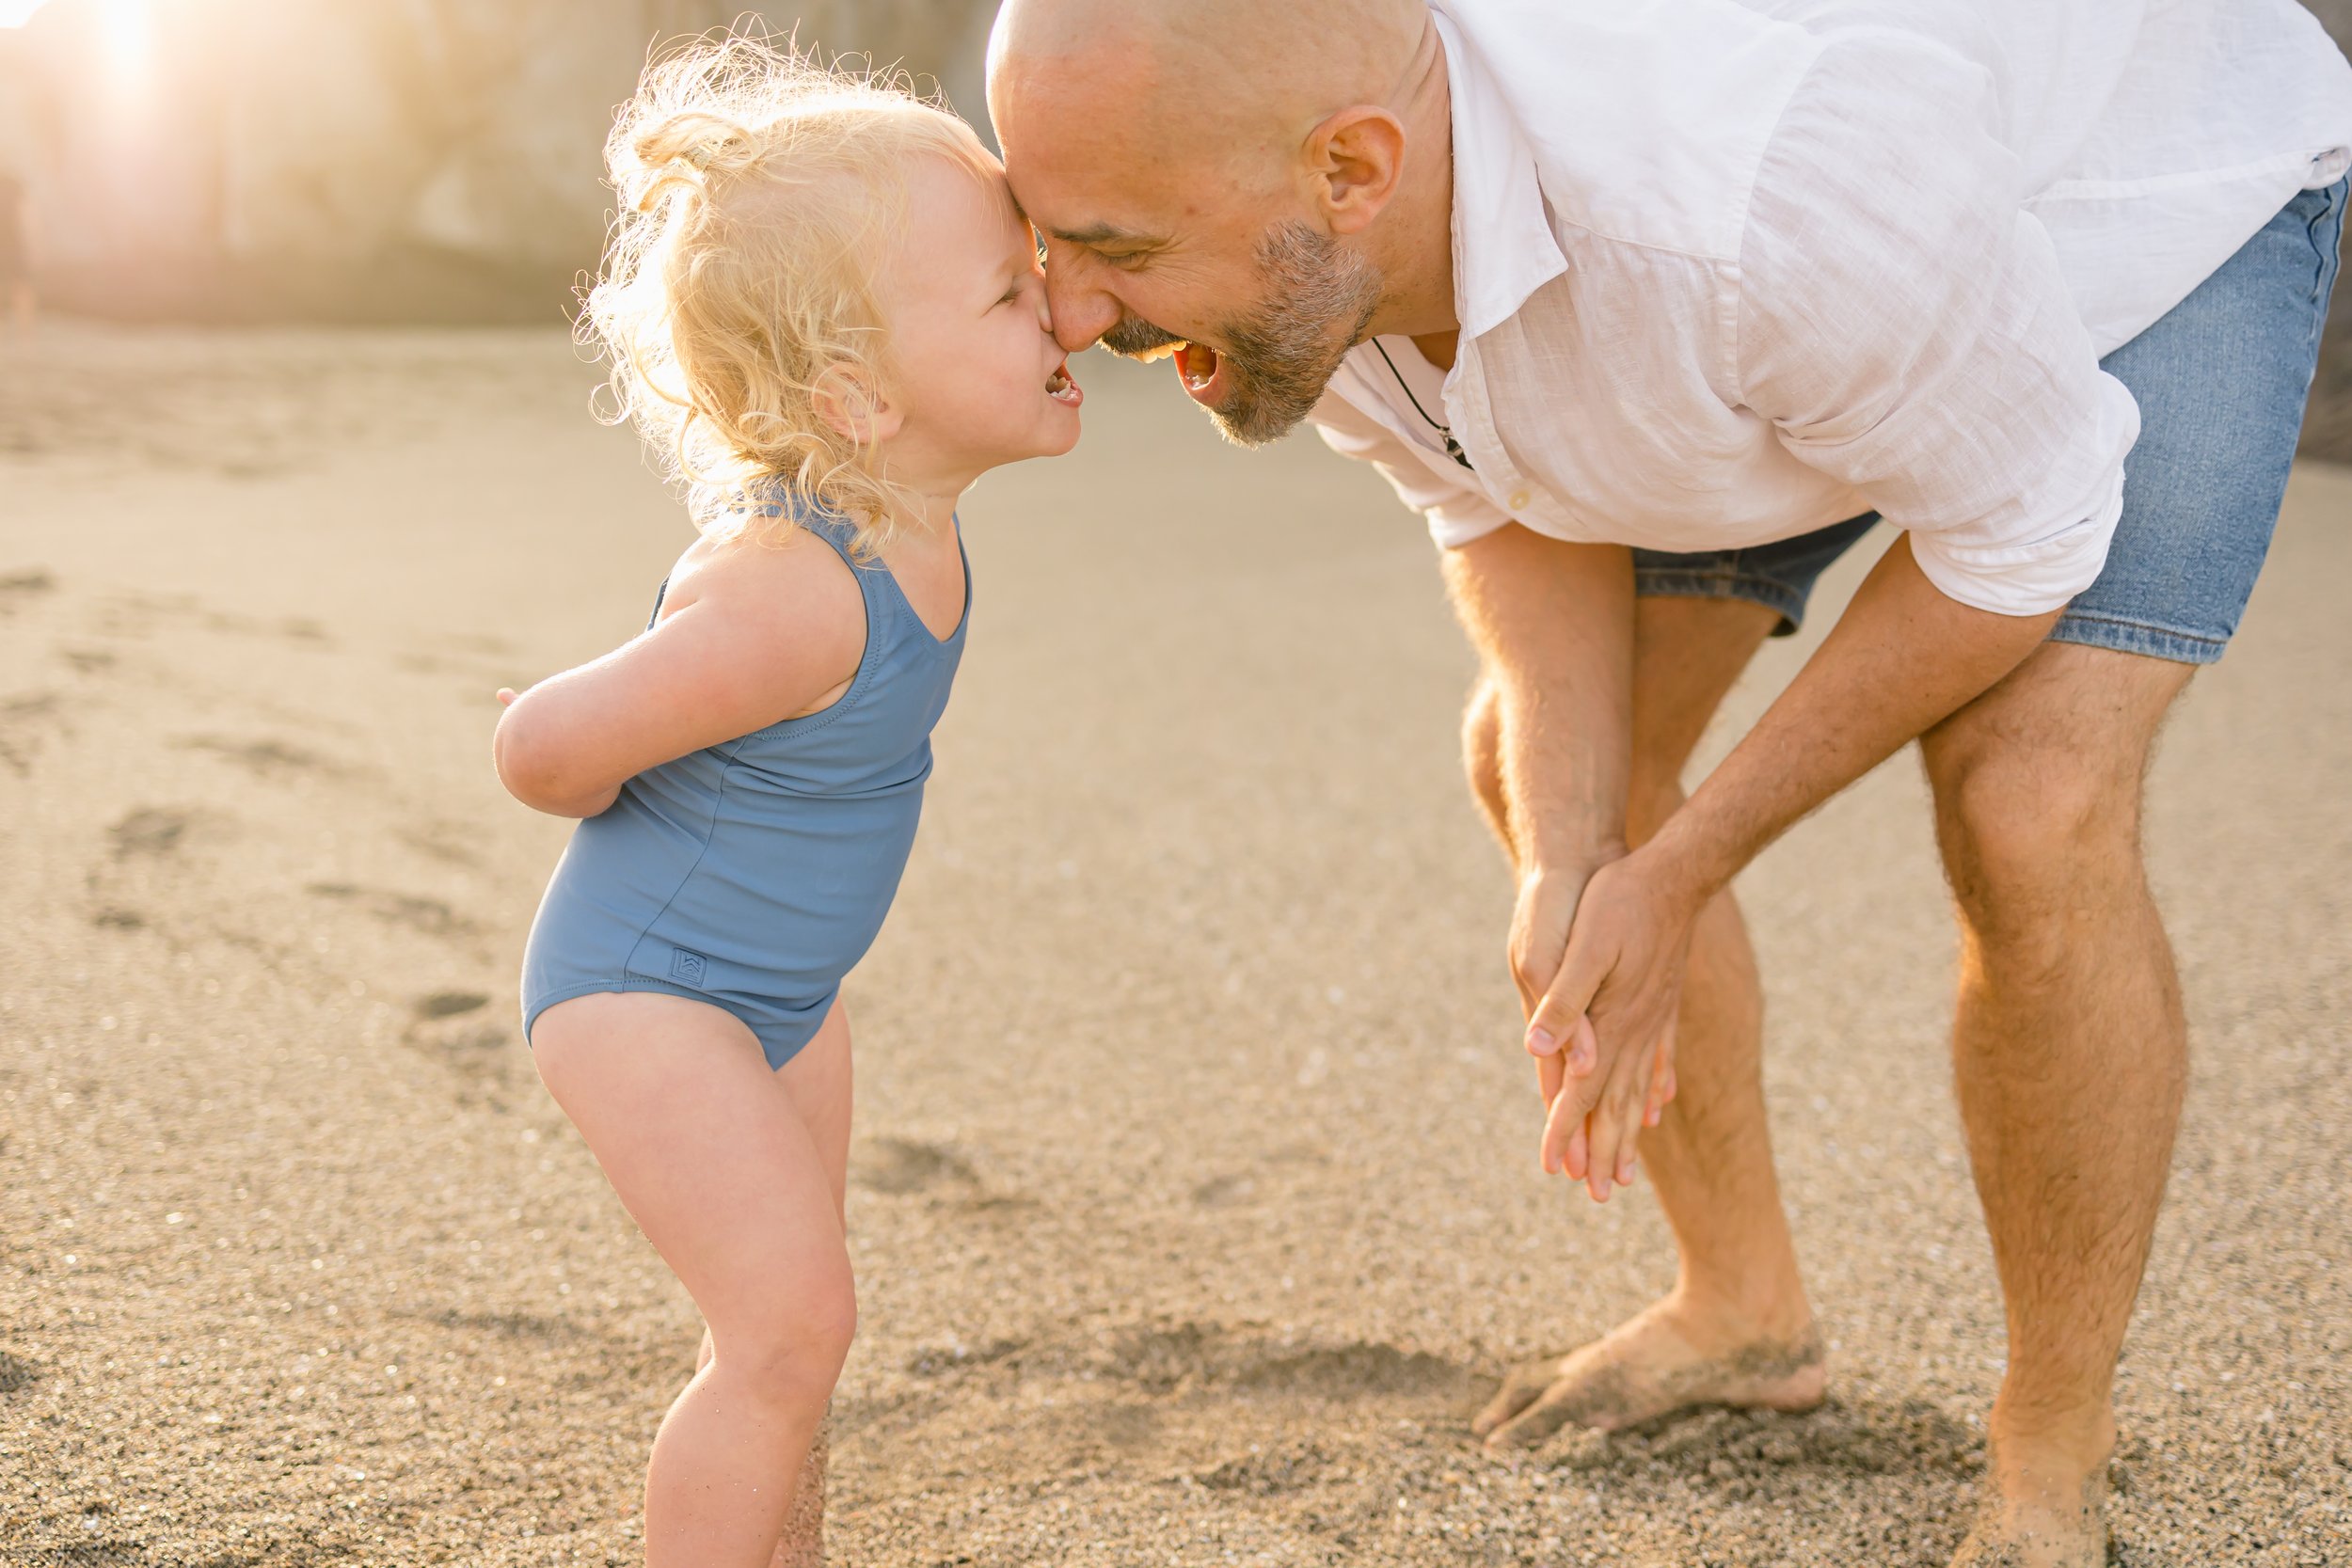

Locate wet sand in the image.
[2,322,2347,1566]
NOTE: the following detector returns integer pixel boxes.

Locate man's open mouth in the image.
[1045,358,1082,406]
[1173,341,1226,407]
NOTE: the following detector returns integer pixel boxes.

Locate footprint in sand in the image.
[1191,1442,1331,1496]
[414,990,489,1021]
[0,691,62,774]
[0,1352,40,1395]
[109,806,203,858]
[202,610,333,647]
[1190,1172,1257,1208]
[0,569,55,616]
[1102,1321,1478,1405]
[175,734,356,782]
[850,1135,980,1196]
[903,1337,1026,1378]
[403,990,518,1094]
[397,820,485,869]
[305,882,478,941]
[419,1308,579,1342]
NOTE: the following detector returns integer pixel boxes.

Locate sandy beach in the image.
[2,323,2347,1566]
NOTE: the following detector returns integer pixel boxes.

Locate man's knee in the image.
[1462,678,1502,795]
[1925,730,2150,945]
[1461,678,1516,852]
[1460,675,1688,850]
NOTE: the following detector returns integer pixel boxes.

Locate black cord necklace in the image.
[1371,338,1474,471]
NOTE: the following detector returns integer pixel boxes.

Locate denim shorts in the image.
[1634,178,2347,663]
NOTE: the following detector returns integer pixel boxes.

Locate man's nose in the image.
[1042,253,1121,355]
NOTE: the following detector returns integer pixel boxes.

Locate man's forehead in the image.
[1002,137,1184,246]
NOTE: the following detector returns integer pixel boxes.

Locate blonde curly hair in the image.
[581,31,997,555]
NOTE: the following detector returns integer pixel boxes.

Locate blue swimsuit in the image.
[520,511,967,1070]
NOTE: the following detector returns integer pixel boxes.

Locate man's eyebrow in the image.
[1046,221,1164,248]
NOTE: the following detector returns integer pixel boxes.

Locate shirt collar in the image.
[1427,3,1569,341]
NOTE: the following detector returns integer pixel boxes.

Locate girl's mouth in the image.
[1045,359,1082,407]
[1174,341,1226,407]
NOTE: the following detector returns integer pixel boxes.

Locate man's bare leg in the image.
[1470,597,1824,1447]
[1921,642,2193,1568]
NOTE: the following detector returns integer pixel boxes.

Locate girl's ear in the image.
[812,365,903,447]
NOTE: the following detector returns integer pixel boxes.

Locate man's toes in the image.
[1482,1380,1608,1449]
[1470,1356,1563,1437]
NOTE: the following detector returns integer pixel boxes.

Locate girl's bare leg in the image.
[698,1002,851,1568]
[534,993,854,1568]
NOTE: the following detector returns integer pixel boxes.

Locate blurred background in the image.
[3,0,2350,445]
[0,0,999,323]
[2,7,2349,1567]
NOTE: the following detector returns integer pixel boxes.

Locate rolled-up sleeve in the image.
[1736,35,2141,616]
[1311,391,1516,548]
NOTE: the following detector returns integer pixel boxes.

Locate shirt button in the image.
[1507,489,1533,512]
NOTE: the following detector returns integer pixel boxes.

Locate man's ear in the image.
[1307,105,1407,236]
[811,364,903,447]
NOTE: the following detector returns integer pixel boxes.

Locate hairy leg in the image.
[1472,597,1823,1447]
[534,994,855,1568]
[1922,643,2194,1568]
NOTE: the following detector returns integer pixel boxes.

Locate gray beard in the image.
[1210,221,1382,448]
[1098,221,1382,447]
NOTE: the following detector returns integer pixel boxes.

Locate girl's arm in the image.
[493,546,864,818]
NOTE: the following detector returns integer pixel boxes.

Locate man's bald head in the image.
[987,0,1450,448]
[989,0,1425,169]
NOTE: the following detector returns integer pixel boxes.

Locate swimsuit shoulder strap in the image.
[794,506,902,638]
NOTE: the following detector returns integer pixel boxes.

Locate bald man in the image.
[989,2,2352,1563]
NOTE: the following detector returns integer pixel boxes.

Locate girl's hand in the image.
[497,687,519,706]
[492,534,864,818]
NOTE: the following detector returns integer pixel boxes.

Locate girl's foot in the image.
[771,1426,826,1568]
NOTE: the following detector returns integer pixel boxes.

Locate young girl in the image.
[494,38,1082,1568]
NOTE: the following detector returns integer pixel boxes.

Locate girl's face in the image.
[875,150,1082,492]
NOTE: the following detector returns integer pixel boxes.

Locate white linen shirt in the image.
[1310,0,2352,615]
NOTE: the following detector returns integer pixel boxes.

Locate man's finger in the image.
[1585,1032,1658,1201]
[1540,1062,1603,1176]
[1644,1013,1680,1127]
[1524,943,1609,1067]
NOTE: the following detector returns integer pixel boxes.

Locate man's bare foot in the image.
[1949,1441,2110,1568]
[1473,1295,1825,1449]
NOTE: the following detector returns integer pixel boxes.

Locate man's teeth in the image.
[1178,342,1218,390]
[1135,340,1186,363]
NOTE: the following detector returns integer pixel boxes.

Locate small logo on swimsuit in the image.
[668,947,708,986]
